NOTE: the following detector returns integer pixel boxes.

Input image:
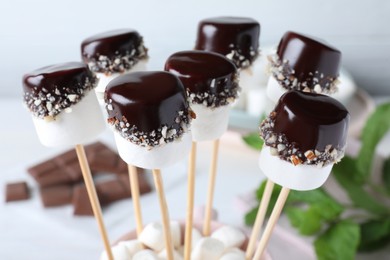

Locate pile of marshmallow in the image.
[101,222,247,260]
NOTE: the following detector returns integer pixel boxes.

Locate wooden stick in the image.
[184,142,197,260]
[75,144,113,260]
[152,169,174,260]
[203,139,220,236]
[245,179,275,259]
[253,187,290,260]
[128,164,143,237]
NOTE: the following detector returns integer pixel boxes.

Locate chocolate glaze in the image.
[273,91,349,152]
[81,29,147,74]
[105,71,189,133]
[23,62,97,118]
[195,17,260,68]
[164,50,239,107]
[274,31,341,90]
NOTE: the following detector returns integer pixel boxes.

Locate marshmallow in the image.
[94,59,148,102]
[105,71,192,170]
[100,244,130,260]
[266,75,286,103]
[114,131,192,169]
[331,72,357,105]
[133,249,160,260]
[259,145,333,191]
[211,226,246,249]
[158,249,183,260]
[139,221,181,252]
[191,104,231,142]
[191,228,202,250]
[220,248,246,260]
[170,221,182,249]
[118,239,143,257]
[191,237,225,260]
[246,88,267,117]
[32,90,105,147]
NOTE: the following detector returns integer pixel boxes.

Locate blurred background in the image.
[1,0,389,97]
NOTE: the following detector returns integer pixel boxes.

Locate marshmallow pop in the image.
[195,16,261,109]
[267,31,342,103]
[105,71,193,260]
[82,29,148,236]
[165,50,239,239]
[81,29,148,102]
[23,62,113,259]
[165,50,239,258]
[251,91,349,259]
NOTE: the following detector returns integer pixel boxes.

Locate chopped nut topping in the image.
[268,54,339,94]
[304,150,316,160]
[290,155,302,166]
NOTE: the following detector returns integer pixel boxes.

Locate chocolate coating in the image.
[23,62,97,118]
[274,31,341,91]
[164,50,239,107]
[195,17,260,68]
[273,91,349,152]
[81,29,147,74]
[105,71,188,133]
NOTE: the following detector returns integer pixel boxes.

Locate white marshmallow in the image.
[158,249,183,260]
[139,221,181,252]
[266,75,286,103]
[100,244,130,260]
[191,103,231,142]
[220,248,246,260]
[239,56,270,90]
[211,226,246,249]
[266,72,356,105]
[191,237,225,260]
[170,221,182,249]
[259,146,333,191]
[332,72,357,105]
[114,131,192,170]
[32,90,105,147]
[117,239,143,257]
[94,59,148,102]
[191,228,202,250]
[133,249,159,260]
[246,88,267,117]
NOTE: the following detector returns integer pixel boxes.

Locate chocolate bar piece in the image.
[72,184,94,216]
[73,171,151,216]
[40,185,73,207]
[27,142,127,187]
[5,182,30,202]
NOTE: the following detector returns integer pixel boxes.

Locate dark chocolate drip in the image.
[195,17,260,69]
[273,91,349,151]
[81,29,148,74]
[273,31,341,91]
[164,50,239,107]
[105,71,191,147]
[23,62,97,119]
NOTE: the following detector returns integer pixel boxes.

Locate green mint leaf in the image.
[286,189,344,236]
[244,206,258,226]
[357,103,390,182]
[242,132,263,150]
[359,218,390,252]
[382,157,390,195]
[314,220,360,260]
[333,156,389,215]
[286,206,323,235]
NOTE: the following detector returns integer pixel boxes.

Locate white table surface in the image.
[1,98,389,260]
